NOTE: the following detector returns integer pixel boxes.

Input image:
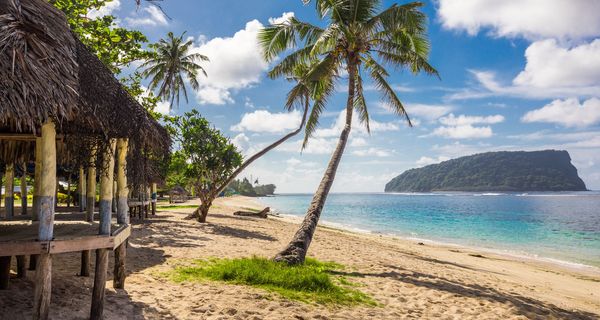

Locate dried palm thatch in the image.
[0,0,78,133]
[0,0,171,185]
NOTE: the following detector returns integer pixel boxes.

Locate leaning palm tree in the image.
[259,0,438,264]
[204,61,333,212]
[140,31,208,107]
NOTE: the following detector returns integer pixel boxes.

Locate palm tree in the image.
[259,0,438,264]
[140,31,208,107]
[209,61,333,203]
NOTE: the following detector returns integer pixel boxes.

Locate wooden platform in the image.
[0,212,130,257]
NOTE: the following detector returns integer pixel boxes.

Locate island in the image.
[384,150,587,192]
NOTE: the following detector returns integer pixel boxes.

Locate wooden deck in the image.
[0,212,130,257]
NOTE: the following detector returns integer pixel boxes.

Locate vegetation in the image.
[259,0,438,264]
[227,178,276,197]
[385,150,588,192]
[168,257,374,305]
[175,110,243,222]
[140,31,209,108]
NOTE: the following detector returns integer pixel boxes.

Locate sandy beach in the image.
[1,195,599,319]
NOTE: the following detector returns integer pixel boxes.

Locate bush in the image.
[167,256,375,305]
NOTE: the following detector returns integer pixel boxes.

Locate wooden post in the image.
[4,163,14,218]
[33,137,42,221]
[114,138,129,289]
[79,166,86,212]
[112,181,117,213]
[86,145,97,222]
[90,140,115,320]
[21,163,27,215]
[29,255,38,271]
[0,256,10,289]
[16,255,28,278]
[66,173,71,208]
[151,183,157,215]
[33,121,56,320]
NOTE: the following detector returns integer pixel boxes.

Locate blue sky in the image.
[98,0,600,192]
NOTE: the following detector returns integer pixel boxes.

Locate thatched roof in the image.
[0,0,171,184]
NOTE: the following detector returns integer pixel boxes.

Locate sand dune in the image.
[1,195,599,319]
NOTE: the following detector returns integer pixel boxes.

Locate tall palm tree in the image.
[210,61,333,202]
[140,31,208,107]
[259,0,438,264]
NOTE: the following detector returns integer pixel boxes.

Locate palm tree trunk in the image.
[273,62,357,265]
[213,98,310,197]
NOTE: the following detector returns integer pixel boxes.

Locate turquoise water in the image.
[258,192,600,268]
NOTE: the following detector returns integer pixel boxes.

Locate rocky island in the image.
[385,150,587,192]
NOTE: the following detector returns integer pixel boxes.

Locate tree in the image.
[140,32,209,108]
[211,61,333,199]
[259,0,438,264]
[177,110,242,222]
[51,0,151,74]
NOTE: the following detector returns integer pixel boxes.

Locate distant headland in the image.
[384,150,587,192]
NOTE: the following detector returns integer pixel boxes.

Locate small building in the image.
[169,185,189,203]
[0,1,170,319]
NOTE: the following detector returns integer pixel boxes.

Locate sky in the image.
[97,0,600,193]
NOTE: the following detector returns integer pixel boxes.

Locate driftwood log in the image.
[234,207,270,218]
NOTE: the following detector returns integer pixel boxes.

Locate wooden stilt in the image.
[114,138,129,289]
[32,137,42,221]
[0,256,11,289]
[29,255,38,271]
[151,183,157,215]
[90,140,116,320]
[33,121,56,320]
[4,163,14,218]
[79,166,86,212]
[16,255,27,278]
[80,251,90,277]
[86,145,97,222]
[21,163,27,215]
[66,173,71,208]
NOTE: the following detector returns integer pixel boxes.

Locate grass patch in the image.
[166,256,375,306]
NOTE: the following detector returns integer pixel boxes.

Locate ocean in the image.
[258,192,600,269]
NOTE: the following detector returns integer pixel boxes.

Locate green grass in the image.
[166,256,375,306]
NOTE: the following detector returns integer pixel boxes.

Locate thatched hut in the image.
[0,0,170,319]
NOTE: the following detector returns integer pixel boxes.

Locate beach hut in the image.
[169,185,189,203]
[0,0,170,319]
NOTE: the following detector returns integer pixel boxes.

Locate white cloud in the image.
[192,13,291,105]
[231,110,302,133]
[439,113,504,126]
[379,103,453,122]
[415,156,450,167]
[124,6,168,27]
[315,110,400,138]
[278,138,337,155]
[268,12,294,25]
[352,148,392,157]
[521,98,600,128]
[232,133,250,153]
[437,0,600,40]
[154,100,170,115]
[88,0,120,19]
[350,137,367,147]
[513,39,600,89]
[430,125,493,139]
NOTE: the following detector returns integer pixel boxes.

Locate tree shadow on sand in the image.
[330,264,598,320]
[196,223,277,242]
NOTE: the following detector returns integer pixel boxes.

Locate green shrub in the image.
[167,256,374,305]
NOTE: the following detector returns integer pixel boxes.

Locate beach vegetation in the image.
[168,257,375,305]
[140,32,209,108]
[258,0,438,264]
[173,110,243,222]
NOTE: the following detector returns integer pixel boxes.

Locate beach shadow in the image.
[394,253,507,276]
[197,223,277,242]
[332,267,598,319]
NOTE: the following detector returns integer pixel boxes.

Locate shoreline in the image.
[257,199,600,276]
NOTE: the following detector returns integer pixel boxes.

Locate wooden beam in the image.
[0,241,47,256]
[0,133,66,141]
[112,225,131,249]
[20,163,27,216]
[4,163,14,218]
[16,255,27,278]
[49,236,113,254]
[86,145,97,222]
[78,166,86,213]
[116,139,129,225]
[33,120,56,320]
